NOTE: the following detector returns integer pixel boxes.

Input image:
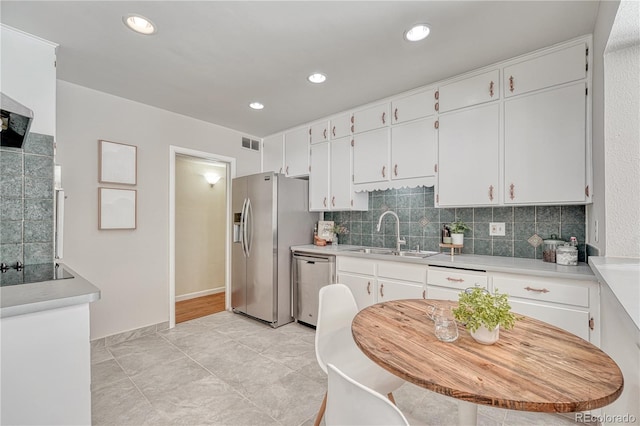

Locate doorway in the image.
[169,146,236,328]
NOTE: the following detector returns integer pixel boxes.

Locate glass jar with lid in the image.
[542,235,565,263]
[557,244,578,265]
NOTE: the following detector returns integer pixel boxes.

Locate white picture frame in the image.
[99,188,137,230]
[318,220,335,242]
[99,140,137,185]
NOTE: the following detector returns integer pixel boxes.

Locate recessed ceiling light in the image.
[404,24,430,42]
[249,102,264,110]
[307,73,327,84]
[123,14,157,35]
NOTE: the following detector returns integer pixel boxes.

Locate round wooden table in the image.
[352,299,623,425]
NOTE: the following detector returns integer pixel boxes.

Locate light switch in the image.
[490,222,505,236]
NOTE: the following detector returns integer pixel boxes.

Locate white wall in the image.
[56,81,260,339]
[603,0,640,257]
[588,0,620,253]
[175,157,226,298]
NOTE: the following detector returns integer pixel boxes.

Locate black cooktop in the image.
[0,262,74,287]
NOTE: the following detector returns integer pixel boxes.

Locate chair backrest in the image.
[315,283,359,373]
[326,363,410,426]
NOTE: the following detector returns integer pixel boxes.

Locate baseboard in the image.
[175,286,225,302]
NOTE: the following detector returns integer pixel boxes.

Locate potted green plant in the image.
[452,287,518,345]
[330,223,349,245]
[449,219,471,245]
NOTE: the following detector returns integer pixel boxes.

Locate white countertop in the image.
[589,256,640,330]
[291,244,597,281]
[0,264,101,318]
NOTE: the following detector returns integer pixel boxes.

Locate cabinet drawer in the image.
[438,69,500,113]
[378,261,426,284]
[493,275,590,307]
[503,43,587,98]
[337,257,375,276]
[309,121,329,144]
[352,102,390,134]
[428,267,487,290]
[391,88,435,124]
[427,266,487,290]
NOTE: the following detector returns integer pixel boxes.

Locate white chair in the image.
[314,284,404,426]
[326,363,410,426]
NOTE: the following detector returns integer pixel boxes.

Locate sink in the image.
[346,247,439,258]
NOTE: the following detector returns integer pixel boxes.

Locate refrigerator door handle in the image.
[241,198,248,257]
[245,198,253,256]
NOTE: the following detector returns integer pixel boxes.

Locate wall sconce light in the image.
[204,172,221,187]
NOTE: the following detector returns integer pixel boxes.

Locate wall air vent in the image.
[242,137,260,152]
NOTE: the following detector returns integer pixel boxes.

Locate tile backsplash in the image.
[323,186,587,262]
[0,133,55,265]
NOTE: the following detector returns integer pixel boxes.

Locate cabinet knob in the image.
[489,185,494,201]
[509,183,515,200]
[367,282,371,295]
[435,102,439,112]
[422,290,426,299]
[351,115,354,124]
[286,166,289,175]
[323,197,327,207]
[434,90,439,100]
[380,283,384,298]
[434,120,439,129]
[489,81,495,97]
[332,196,336,207]
[394,108,398,122]
[381,111,386,124]
[332,126,336,137]
[394,164,398,177]
[323,128,327,139]
[509,76,515,92]
[382,165,386,178]
[351,124,355,133]
[524,286,549,293]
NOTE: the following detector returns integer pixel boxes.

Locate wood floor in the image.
[175,292,226,324]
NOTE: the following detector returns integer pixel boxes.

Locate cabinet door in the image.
[262,134,284,173]
[310,120,329,144]
[352,128,390,184]
[391,117,436,181]
[437,103,500,206]
[391,88,435,124]
[329,137,352,210]
[284,127,310,177]
[338,273,375,311]
[504,43,587,98]
[309,142,330,211]
[330,113,352,139]
[509,299,591,341]
[504,83,586,204]
[352,102,390,134]
[438,69,500,113]
[378,280,425,302]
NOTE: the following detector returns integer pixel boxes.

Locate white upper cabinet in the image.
[329,113,352,139]
[1,26,57,137]
[504,82,587,204]
[284,126,310,177]
[504,43,587,98]
[262,134,284,173]
[352,102,390,134]
[437,103,500,206]
[309,120,329,144]
[352,128,390,184]
[309,142,330,211]
[390,117,436,181]
[391,88,435,124]
[437,69,500,114]
[330,137,367,210]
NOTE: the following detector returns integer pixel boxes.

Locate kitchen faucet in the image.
[376,210,406,253]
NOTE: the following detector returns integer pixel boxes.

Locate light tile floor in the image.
[91,310,586,425]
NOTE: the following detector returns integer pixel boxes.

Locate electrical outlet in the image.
[490,222,505,236]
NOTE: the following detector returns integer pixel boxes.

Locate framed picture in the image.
[99,188,137,230]
[318,220,335,242]
[99,140,137,185]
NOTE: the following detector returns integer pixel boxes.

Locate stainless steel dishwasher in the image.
[292,252,336,327]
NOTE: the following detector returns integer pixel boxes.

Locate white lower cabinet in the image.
[492,273,599,344]
[426,266,599,344]
[337,256,426,311]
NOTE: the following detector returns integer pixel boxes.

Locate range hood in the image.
[1,92,34,148]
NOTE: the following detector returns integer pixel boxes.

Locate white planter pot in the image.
[470,325,500,345]
[451,233,464,245]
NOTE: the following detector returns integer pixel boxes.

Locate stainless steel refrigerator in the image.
[231,172,316,327]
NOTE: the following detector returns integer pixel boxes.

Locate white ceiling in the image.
[0,1,600,137]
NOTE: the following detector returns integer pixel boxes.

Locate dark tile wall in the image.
[0,133,55,265]
[324,186,587,261]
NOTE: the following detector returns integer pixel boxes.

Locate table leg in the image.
[458,401,478,425]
